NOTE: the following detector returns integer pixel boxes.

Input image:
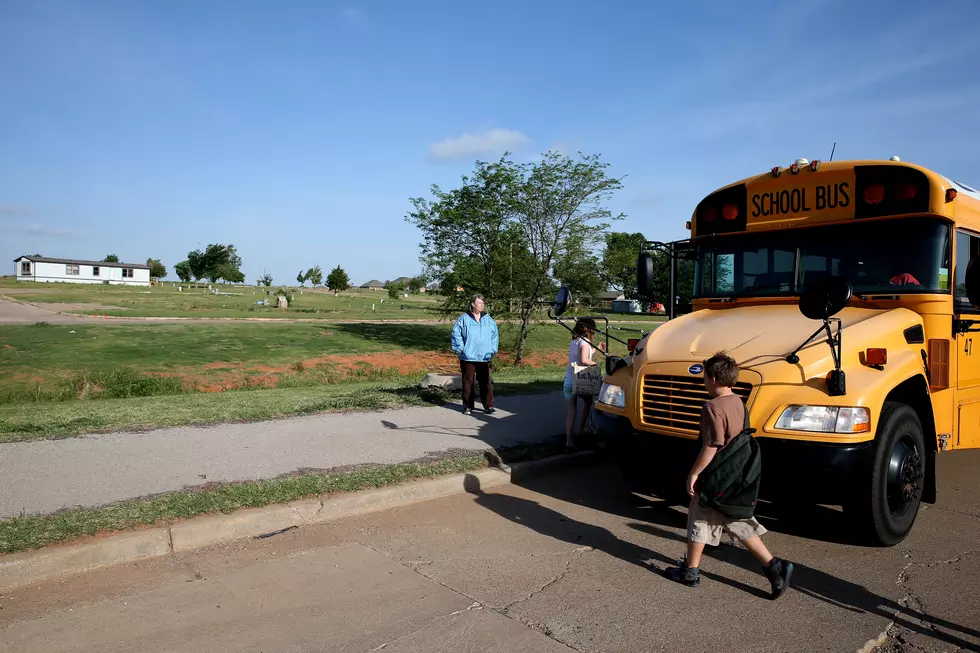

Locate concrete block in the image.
[288,498,323,524]
[420,373,462,391]
[309,467,510,525]
[169,505,304,553]
[0,528,171,592]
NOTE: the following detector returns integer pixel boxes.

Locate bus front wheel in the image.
[845,402,926,547]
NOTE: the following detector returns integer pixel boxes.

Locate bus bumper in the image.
[593,408,875,505]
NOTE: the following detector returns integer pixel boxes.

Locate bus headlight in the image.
[774,405,870,433]
[598,383,625,408]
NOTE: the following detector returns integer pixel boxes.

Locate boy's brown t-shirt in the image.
[699,393,745,447]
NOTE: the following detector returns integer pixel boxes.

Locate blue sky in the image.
[2,0,979,285]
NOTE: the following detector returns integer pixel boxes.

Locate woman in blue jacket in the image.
[451,294,499,415]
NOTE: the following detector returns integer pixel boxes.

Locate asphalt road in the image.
[3,453,977,652]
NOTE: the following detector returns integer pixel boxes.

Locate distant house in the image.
[387,276,413,288]
[598,290,625,306]
[360,279,384,290]
[13,256,151,286]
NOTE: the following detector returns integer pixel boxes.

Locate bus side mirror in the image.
[552,286,572,317]
[636,252,654,298]
[798,275,852,320]
[965,258,980,307]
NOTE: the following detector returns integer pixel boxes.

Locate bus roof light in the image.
[790,163,801,174]
[863,184,886,205]
[771,166,782,177]
[896,182,917,201]
[685,220,692,230]
[722,204,739,220]
[702,206,717,222]
[809,159,821,171]
[947,188,958,202]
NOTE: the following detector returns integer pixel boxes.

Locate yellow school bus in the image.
[589,156,980,546]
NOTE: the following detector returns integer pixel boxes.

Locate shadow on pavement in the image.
[462,473,771,600]
[468,464,980,651]
[631,521,980,650]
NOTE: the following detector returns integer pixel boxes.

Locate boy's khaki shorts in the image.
[687,497,766,546]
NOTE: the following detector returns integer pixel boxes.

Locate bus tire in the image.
[845,401,925,547]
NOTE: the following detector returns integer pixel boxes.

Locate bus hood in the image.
[639,303,924,377]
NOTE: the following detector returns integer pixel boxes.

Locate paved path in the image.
[0,392,567,518]
[4,455,978,652]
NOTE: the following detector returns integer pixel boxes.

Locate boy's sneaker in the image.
[764,558,794,599]
[664,561,700,587]
[485,407,496,415]
[463,407,472,415]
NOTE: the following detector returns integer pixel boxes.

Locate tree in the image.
[408,277,424,294]
[184,244,244,283]
[258,272,273,287]
[602,232,648,299]
[307,265,323,288]
[103,254,119,263]
[554,241,605,307]
[408,157,518,314]
[388,282,404,299]
[187,250,208,281]
[327,266,350,292]
[146,258,167,279]
[174,260,192,282]
[408,151,624,365]
[296,270,308,287]
[508,152,624,364]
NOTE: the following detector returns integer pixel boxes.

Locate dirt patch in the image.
[2,344,14,350]
[202,362,237,370]
[59,349,566,395]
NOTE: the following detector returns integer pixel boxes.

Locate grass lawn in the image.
[0,278,668,323]
[0,368,563,442]
[0,318,655,439]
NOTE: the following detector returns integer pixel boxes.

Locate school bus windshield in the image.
[696,216,951,298]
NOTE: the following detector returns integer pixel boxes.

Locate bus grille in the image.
[640,374,752,434]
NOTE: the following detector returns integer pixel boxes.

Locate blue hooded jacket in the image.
[451,312,499,362]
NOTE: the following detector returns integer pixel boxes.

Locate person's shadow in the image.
[629,521,980,651]
[462,473,771,599]
[463,471,980,651]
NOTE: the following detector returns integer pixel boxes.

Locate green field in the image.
[0,319,654,440]
[0,277,666,323]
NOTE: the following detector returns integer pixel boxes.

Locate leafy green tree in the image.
[602,232,647,298]
[174,260,192,282]
[408,151,623,364]
[307,265,323,287]
[258,272,273,287]
[185,244,243,283]
[327,266,350,292]
[103,254,119,263]
[297,270,307,287]
[388,282,404,299]
[146,258,167,279]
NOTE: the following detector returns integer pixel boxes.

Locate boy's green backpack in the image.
[697,402,762,519]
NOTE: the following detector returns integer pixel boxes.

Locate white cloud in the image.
[427,128,530,162]
[25,224,77,237]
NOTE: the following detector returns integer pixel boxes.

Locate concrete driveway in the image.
[2,451,977,652]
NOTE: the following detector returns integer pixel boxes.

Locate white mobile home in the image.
[14,256,152,286]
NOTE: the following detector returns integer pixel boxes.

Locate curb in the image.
[0,451,595,592]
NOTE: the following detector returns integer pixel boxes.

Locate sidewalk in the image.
[0,391,566,519]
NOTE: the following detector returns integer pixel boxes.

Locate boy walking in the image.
[664,352,794,599]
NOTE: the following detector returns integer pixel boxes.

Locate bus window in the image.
[955,229,980,310]
[696,217,951,298]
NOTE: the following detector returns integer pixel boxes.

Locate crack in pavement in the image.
[369,603,484,651]
[404,547,593,569]
[359,541,587,652]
